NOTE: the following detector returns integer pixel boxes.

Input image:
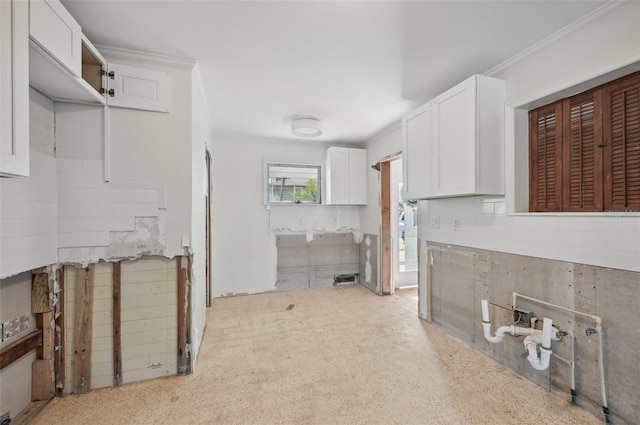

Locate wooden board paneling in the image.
[73,265,94,394]
[177,256,192,375]
[381,161,392,295]
[31,272,51,313]
[32,359,54,400]
[112,261,122,387]
[0,330,42,370]
[36,311,54,360]
[54,267,65,397]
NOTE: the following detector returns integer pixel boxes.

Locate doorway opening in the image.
[391,159,417,289]
[380,156,418,296]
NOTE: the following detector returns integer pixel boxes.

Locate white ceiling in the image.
[62,0,606,145]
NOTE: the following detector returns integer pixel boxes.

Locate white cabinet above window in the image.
[326,147,367,205]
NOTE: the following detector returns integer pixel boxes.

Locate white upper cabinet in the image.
[402,101,432,200]
[1,0,30,177]
[28,0,170,112]
[431,75,505,198]
[107,63,170,113]
[30,0,82,77]
[326,147,367,205]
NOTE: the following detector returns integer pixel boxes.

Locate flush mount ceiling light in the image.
[292,117,322,138]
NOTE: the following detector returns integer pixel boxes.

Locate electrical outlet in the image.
[513,309,534,326]
[430,216,440,228]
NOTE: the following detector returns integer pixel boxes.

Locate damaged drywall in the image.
[358,234,378,294]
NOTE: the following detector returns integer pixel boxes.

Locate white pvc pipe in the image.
[541,317,553,349]
[513,292,608,419]
[481,299,490,322]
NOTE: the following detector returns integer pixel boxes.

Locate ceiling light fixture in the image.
[292,116,322,138]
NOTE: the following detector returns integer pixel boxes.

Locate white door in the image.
[391,159,418,289]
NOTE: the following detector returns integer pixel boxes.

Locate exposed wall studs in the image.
[73,266,94,394]
[112,262,122,387]
[177,256,192,375]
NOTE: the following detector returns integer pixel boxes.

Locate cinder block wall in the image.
[276,233,359,291]
[428,242,640,425]
[64,257,177,394]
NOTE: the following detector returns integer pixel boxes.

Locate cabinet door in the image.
[326,147,349,205]
[1,0,29,177]
[107,63,170,113]
[402,102,432,199]
[30,0,82,77]
[348,148,367,205]
[432,75,477,197]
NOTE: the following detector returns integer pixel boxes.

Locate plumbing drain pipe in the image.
[524,318,553,371]
[512,292,610,425]
[481,300,559,371]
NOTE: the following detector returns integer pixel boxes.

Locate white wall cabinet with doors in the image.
[29,0,170,112]
[431,74,505,198]
[326,147,367,205]
[402,100,432,200]
[401,74,505,199]
[1,0,30,177]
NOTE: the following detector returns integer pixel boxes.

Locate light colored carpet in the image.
[33,285,601,425]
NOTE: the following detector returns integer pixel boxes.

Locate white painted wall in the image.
[212,134,361,296]
[0,90,57,279]
[417,2,640,274]
[106,59,193,259]
[190,66,214,362]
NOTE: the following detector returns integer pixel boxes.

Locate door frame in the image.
[205,150,212,307]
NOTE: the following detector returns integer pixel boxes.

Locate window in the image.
[266,163,321,204]
[529,71,640,212]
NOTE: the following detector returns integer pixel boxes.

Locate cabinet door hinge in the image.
[101,88,115,97]
[102,70,115,79]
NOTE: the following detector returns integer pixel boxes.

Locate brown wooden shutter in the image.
[562,90,603,211]
[530,102,563,212]
[604,72,640,212]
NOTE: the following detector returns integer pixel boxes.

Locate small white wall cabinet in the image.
[1,0,30,177]
[402,100,432,200]
[431,74,505,197]
[29,0,169,112]
[326,147,367,205]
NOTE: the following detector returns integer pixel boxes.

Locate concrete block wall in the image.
[427,242,640,425]
[276,233,359,291]
[63,257,177,394]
